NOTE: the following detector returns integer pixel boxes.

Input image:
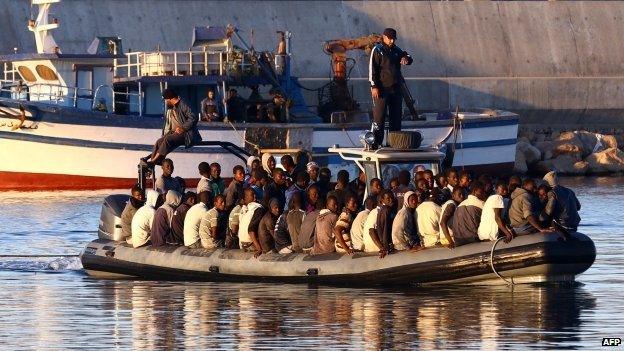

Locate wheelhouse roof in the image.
[0,53,123,63]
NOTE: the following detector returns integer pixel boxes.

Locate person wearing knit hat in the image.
[543,171,558,187]
[542,171,581,235]
[306,161,320,183]
[142,88,202,166]
[368,27,413,148]
[246,156,260,173]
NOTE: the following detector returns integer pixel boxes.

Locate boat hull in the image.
[80,233,595,286]
[0,99,518,190]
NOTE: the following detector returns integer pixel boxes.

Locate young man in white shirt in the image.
[478,182,514,242]
[416,192,442,248]
[184,191,211,247]
[350,197,377,251]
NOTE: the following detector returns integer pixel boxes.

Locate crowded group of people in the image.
[122,150,581,259]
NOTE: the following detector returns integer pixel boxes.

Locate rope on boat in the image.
[0,254,79,258]
[490,237,515,286]
[226,120,261,155]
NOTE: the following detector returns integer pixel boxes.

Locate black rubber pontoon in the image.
[81,232,595,286]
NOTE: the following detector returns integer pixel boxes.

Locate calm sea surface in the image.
[0,177,622,350]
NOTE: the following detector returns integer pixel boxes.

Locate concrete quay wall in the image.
[2,1,624,127]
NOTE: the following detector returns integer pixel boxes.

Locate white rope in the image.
[490,237,515,286]
[226,120,261,155]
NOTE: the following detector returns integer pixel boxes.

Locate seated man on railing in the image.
[142,88,202,166]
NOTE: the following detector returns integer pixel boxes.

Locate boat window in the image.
[380,162,437,188]
[17,66,37,82]
[35,65,58,81]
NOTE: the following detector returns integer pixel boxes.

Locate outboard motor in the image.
[98,194,129,241]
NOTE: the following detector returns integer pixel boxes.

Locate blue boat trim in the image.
[0,131,233,154]
[0,98,518,130]
[310,138,517,154]
[1,127,516,158]
[452,138,517,150]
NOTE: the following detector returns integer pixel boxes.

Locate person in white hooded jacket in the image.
[127,189,159,248]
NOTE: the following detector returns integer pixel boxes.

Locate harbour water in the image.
[0,177,621,350]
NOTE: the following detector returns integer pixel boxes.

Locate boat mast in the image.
[28,0,61,54]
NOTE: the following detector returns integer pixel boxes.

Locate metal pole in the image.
[138,81,143,116]
[139,53,143,77]
[111,86,116,113]
[222,81,228,118]
[204,51,208,75]
[219,53,223,75]
[189,52,192,75]
[174,52,178,75]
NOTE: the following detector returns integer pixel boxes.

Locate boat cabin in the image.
[328,146,445,197]
[0,0,317,121]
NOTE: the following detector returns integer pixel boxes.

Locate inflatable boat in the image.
[80,146,595,285]
[80,197,595,286]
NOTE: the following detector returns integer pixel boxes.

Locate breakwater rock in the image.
[515,130,624,175]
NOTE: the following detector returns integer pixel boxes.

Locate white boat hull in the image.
[0,101,518,190]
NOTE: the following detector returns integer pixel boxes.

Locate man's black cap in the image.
[162,88,178,99]
[383,28,397,39]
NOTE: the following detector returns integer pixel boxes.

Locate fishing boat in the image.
[0,0,519,190]
[80,144,595,285]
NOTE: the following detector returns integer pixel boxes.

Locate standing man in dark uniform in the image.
[144,88,202,166]
[369,28,413,148]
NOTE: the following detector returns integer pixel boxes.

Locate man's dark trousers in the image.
[372,86,403,146]
[151,131,186,159]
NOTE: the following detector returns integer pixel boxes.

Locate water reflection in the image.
[94,281,596,350]
[0,178,617,349]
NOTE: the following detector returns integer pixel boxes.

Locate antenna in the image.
[28,0,61,54]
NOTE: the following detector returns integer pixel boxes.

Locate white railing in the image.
[3,62,18,82]
[114,50,255,79]
[0,82,143,115]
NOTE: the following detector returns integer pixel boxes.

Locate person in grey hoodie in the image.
[509,179,550,235]
[150,190,182,247]
[391,190,419,251]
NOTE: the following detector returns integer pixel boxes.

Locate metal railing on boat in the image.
[138,141,251,191]
[0,82,143,115]
[114,50,254,79]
